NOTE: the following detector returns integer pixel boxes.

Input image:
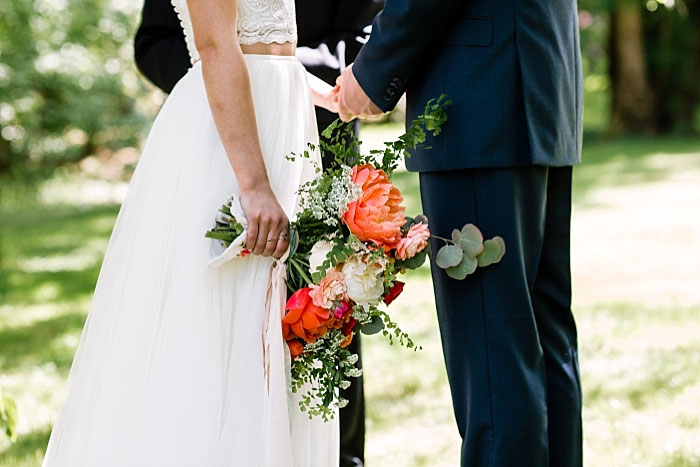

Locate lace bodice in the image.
[171,0,297,64]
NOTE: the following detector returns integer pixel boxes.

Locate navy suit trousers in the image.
[419,167,582,466]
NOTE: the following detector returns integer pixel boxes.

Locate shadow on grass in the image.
[0,203,118,302]
[573,135,700,204]
[2,267,101,307]
[0,426,51,466]
[0,198,118,375]
[0,311,86,374]
[665,451,700,467]
[586,345,700,411]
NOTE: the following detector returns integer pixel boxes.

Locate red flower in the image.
[340,318,358,348]
[282,288,331,344]
[342,318,358,337]
[383,281,405,306]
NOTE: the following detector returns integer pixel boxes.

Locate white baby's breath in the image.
[301,165,362,226]
[345,368,363,378]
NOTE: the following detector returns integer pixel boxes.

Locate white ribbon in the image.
[260,250,294,466]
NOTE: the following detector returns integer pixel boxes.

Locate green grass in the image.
[2,133,700,466]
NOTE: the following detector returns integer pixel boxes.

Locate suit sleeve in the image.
[134,0,191,94]
[351,0,464,112]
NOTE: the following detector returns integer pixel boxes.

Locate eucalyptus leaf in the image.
[436,244,464,269]
[460,224,484,257]
[451,229,462,244]
[361,315,384,335]
[446,253,478,280]
[477,236,506,267]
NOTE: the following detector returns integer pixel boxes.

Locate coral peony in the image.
[396,223,430,260]
[383,280,405,306]
[287,339,304,359]
[309,269,348,309]
[282,288,331,344]
[343,164,405,249]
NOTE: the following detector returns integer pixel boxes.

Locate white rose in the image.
[309,240,333,274]
[341,256,385,305]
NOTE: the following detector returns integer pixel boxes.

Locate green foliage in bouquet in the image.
[204,200,245,245]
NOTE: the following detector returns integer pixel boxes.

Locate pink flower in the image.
[309,269,348,309]
[332,301,352,319]
[396,223,430,260]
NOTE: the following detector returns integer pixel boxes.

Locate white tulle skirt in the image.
[43,55,338,466]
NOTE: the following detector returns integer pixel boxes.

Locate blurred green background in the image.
[1,0,700,465]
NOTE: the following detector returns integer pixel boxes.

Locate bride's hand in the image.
[307,72,340,113]
[318,85,340,114]
[239,186,290,259]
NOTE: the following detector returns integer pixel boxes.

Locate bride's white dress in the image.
[42,1,339,465]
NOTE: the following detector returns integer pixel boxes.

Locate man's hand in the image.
[336,64,384,122]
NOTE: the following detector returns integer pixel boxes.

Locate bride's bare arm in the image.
[187,0,289,259]
[306,72,339,113]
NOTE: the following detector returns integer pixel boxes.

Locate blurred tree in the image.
[644,0,700,134]
[0,0,154,273]
[0,0,152,182]
[609,0,656,133]
[580,0,699,135]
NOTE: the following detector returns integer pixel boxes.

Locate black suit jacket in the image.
[134,0,382,93]
[352,0,583,171]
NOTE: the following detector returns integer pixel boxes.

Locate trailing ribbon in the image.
[260,249,294,467]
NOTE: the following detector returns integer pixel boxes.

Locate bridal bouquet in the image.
[206,96,505,420]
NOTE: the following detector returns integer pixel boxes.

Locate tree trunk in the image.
[609,1,656,134]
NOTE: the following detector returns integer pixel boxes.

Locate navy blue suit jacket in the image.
[352,0,583,171]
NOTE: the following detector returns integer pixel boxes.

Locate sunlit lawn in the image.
[1,132,700,466]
